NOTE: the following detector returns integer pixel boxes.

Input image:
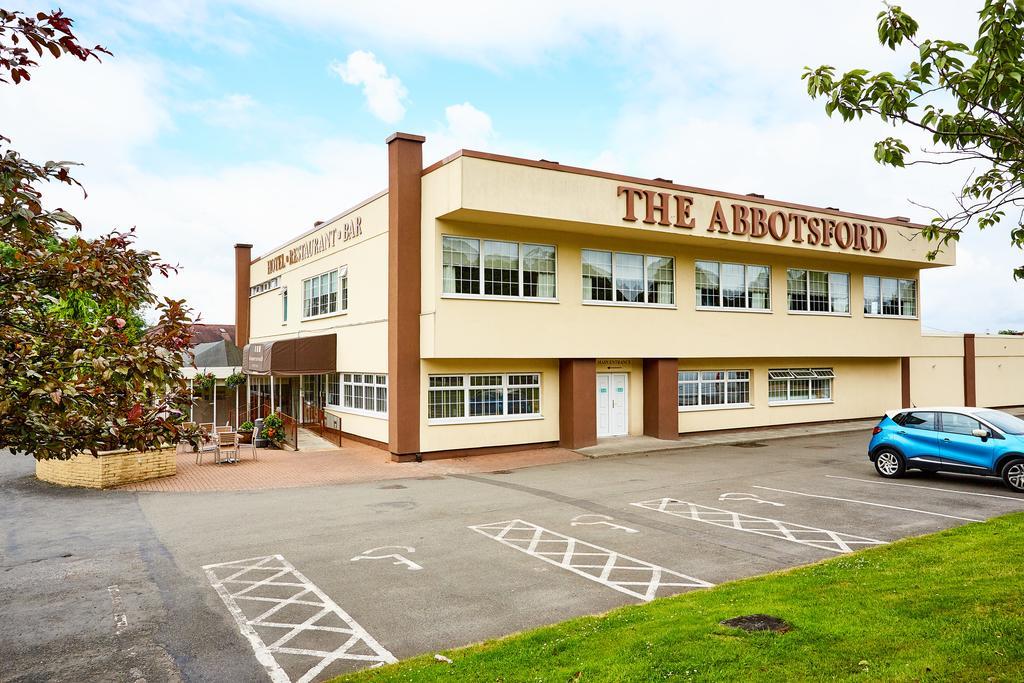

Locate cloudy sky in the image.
[3,0,1022,332]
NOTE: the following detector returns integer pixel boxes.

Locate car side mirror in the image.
[971,428,990,441]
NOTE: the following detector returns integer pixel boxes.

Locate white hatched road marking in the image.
[204,554,396,683]
[630,499,886,554]
[751,485,984,522]
[469,519,712,601]
[825,475,1024,501]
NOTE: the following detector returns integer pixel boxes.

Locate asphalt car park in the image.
[4,428,1024,682]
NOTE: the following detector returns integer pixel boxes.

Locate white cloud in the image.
[330,50,407,123]
[183,92,256,127]
[225,0,973,70]
[444,103,493,145]
[0,49,387,324]
[0,56,169,167]
[423,102,495,162]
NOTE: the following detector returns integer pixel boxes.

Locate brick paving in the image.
[118,442,583,493]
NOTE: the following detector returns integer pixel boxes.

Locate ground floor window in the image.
[768,368,834,404]
[678,370,751,409]
[428,372,541,423]
[336,373,388,416]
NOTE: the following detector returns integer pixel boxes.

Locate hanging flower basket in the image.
[194,371,217,393]
[224,371,247,389]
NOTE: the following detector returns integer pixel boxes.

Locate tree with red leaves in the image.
[0,9,198,459]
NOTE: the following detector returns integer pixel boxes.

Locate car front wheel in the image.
[874,449,905,478]
[1001,458,1024,493]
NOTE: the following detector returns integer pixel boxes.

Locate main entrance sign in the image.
[617,185,887,253]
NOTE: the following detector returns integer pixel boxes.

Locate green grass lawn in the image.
[339,513,1024,682]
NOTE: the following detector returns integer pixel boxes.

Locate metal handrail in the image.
[277,411,298,449]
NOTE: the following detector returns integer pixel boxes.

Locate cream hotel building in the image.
[235,132,1024,461]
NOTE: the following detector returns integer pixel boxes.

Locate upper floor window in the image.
[695,261,770,310]
[787,269,849,314]
[582,250,674,306]
[302,267,347,319]
[250,276,280,297]
[442,236,556,300]
[282,287,288,323]
[864,276,916,318]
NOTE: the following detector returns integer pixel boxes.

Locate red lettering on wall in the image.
[618,185,644,222]
[852,223,869,251]
[806,217,822,245]
[674,195,696,229]
[731,204,750,235]
[870,225,888,253]
[709,201,729,233]
[750,207,769,237]
[767,210,789,241]
[788,213,806,243]
[614,186,888,253]
[644,190,672,226]
[834,221,853,249]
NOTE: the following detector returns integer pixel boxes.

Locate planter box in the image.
[35,446,177,489]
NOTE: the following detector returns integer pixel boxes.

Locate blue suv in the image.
[868,407,1024,492]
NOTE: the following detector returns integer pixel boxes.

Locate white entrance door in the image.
[596,373,628,438]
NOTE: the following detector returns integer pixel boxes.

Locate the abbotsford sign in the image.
[617,185,888,253]
[266,216,364,274]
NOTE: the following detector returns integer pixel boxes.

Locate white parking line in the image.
[204,554,396,682]
[752,485,984,523]
[825,475,1024,502]
[469,519,712,601]
[631,498,885,553]
[107,585,128,636]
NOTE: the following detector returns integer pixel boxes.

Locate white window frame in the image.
[441,236,558,303]
[281,286,288,325]
[581,249,676,308]
[330,372,388,418]
[786,269,851,316]
[250,276,280,297]
[301,266,348,321]
[678,369,753,412]
[863,275,918,319]
[695,260,772,313]
[767,367,835,405]
[427,372,543,425]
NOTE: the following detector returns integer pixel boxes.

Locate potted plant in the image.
[224,371,246,390]
[260,412,286,448]
[237,420,254,444]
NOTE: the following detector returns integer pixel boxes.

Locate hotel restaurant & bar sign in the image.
[265,216,364,274]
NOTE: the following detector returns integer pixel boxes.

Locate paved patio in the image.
[118,442,583,492]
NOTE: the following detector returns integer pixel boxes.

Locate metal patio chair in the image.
[216,431,240,464]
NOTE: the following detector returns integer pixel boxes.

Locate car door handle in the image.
[943,438,951,442]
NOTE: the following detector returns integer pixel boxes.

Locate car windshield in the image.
[976,410,1024,435]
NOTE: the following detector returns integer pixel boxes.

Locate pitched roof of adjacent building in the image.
[191,339,243,369]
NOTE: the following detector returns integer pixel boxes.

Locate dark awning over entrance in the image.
[242,334,337,376]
